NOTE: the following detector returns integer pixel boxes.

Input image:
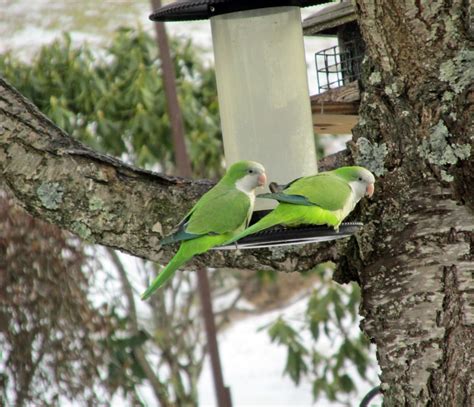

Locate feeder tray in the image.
[215,210,362,250]
[150,0,327,21]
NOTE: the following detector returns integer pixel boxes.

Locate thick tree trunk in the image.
[347,1,474,405]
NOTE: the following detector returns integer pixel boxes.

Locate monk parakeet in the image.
[141,160,266,299]
[226,166,375,244]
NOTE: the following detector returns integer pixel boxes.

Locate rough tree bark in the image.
[347,1,474,405]
[1,1,473,405]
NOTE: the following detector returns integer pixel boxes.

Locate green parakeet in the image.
[226,166,375,244]
[141,160,266,299]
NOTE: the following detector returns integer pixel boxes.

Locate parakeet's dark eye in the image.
[358,177,363,181]
[248,169,254,174]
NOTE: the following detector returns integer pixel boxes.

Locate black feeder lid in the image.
[215,210,363,250]
[150,0,329,22]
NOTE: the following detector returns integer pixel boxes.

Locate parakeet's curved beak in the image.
[366,183,375,198]
[258,173,267,187]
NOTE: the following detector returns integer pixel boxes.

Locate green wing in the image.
[257,192,315,206]
[161,185,250,245]
[280,173,352,211]
[159,204,203,246]
[186,186,251,234]
[159,226,200,245]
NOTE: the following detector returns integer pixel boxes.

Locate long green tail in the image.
[141,234,231,299]
[141,245,191,300]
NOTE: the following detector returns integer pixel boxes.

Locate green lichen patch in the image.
[37,182,64,210]
[442,91,454,103]
[355,137,388,176]
[384,79,404,98]
[369,71,382,85]
[441,91,455,113]
[269,243,302,261]
[440,170,454,182]
[417,121,471,168]
[88,196,104,211]
[439,49,474,94]
[71,221,92,240]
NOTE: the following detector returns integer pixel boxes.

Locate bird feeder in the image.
[151,0,361,249]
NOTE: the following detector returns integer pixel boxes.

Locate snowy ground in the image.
[199,296,316,406]
[197,294,381,407]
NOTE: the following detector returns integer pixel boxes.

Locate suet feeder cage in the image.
[302,0,364,93]
[151,0,362,249]
[303,1,363,134]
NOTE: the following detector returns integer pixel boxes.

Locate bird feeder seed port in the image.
[151,0,363,249]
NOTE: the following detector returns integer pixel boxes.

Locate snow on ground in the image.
[198,294,380,407]
[198,295,314,406]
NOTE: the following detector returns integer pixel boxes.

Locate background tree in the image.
[0,28,223,177]
[266,264,375,403]
[0,191,116,406]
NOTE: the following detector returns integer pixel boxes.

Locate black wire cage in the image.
[315,40,364,93]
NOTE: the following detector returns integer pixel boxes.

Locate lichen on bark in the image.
[37,182,64,209]
[439,48,474,94]
[354,137,388,176]
[353,1,474,405]
[417,120,471,181]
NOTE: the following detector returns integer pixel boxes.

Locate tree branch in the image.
[0,77,346,272]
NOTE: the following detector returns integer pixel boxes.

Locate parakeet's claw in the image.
[269,182,283,193]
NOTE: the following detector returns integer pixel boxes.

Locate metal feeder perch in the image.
[151,0,362,249]
[216,212,362,250]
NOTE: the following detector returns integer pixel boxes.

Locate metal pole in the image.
[197,267,233,407]
[150,3,232,405]
[150,0,192,177]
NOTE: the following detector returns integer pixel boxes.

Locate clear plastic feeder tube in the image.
[211,6,317,208]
